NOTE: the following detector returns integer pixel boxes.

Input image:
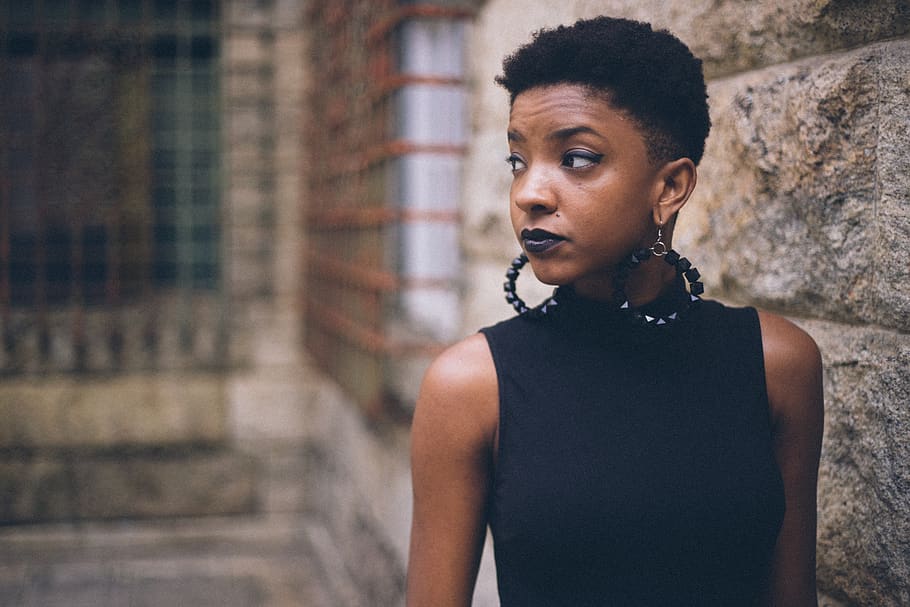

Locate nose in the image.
[512,165,557,215]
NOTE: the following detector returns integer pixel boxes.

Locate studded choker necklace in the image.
[503,247,704,328]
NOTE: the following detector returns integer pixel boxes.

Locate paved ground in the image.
[0,513,364,607]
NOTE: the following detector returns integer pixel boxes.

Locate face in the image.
[507,83,665,297]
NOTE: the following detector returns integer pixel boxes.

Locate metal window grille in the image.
[305,2,471,416]
[0,0,224,374]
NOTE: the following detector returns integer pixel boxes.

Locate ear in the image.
[651,158,697,225]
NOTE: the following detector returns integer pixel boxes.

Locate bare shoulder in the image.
[756,310,822,384]
[408,334,499,604]
[421,333,497,398]
[755,313,823,605]
[412,333,499,453]
[756,310,823,428]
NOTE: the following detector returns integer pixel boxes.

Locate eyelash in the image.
[562,150,604,169]
[505,150,604,173]
[506,153,525,172]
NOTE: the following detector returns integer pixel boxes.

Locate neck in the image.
[573,257,678,306]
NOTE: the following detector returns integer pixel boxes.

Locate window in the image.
[305,2,472,415]
[0,0,222,373]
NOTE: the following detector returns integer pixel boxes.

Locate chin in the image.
[526,262,574,287]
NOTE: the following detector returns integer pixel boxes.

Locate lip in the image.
[521,228,566,254]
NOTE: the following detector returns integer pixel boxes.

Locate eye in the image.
[561,150,603,169]
[506,153,527,173]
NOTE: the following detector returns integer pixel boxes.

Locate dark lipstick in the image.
[521,228,565,254]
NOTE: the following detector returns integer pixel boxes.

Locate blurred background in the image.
[0,1,908,605]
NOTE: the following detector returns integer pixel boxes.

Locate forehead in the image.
[508,83,638,138]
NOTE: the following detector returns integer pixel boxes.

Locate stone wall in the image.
[462,1,910,605]
[223,0,302,367]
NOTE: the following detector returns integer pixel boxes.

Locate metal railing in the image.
[305,2,472,415]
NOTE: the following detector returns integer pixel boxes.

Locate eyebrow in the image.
[548,125,601,141]
[507,125,602,143]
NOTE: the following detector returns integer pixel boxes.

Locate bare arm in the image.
[407,333,499,607]
[759,311,824,607]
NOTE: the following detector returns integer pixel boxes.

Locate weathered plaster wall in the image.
[462,1,910,605]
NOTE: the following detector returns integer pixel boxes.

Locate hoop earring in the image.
[503,245,704,326]
[503,253,557,318]
[612,245,705,326]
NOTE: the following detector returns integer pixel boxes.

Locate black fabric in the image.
[480,294,785,606]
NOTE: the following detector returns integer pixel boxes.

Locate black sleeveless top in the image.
[480,292,785,606]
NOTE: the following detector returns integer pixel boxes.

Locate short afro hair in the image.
[496,16,711,165]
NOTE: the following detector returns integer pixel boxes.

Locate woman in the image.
[408,16,823,606]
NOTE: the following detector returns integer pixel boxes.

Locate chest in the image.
[492,374,781,541]
[483,305,784,603]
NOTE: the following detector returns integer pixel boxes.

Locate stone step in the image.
[0,373,227,450]
[0,514,356,607]
[0,448,257,524]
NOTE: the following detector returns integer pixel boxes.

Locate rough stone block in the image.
[271,0,306,29]
[274,174,302,211]
[71,450,258,520]
[224,67,272,103]
[0,312,42,375]
[228,255,272,299]
[273,33,305,93]
[872,46,910,330]
[668,0,910,78]
[225,2,272,29]
[228,373,311,443]
[0,448,257,524]
[231,224,274,255]
[677,41,909,331]
[226,148,268,182]
[228,185,272,226]
[228,106,274,146]
[225,32,271,67]
[274,136,303,170]
[800,319,910,607]
[0,374,226,450]
[273,242,302,298]
[0,458,71,523]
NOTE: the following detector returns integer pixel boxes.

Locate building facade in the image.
[1,1,908,605]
